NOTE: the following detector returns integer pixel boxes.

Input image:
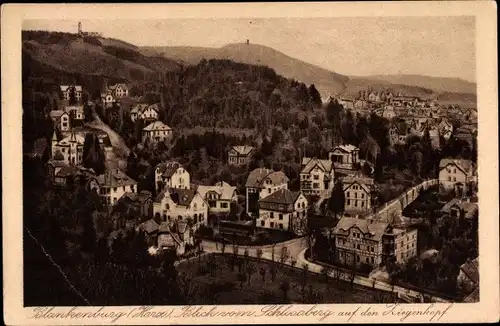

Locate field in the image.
[176,254,396,304]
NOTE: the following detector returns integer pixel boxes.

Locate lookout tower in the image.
[246,39,249,45]
[78,22,83,35]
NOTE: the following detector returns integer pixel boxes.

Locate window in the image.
[357,244,360,250]
[163,214,167,221]
[448,176,452,181]
[279,214,283,220]
[313,183,319,189]
[313,175,319,180]
[356,255,360,262]
[361,193,365,199]
[166,204,170,210]
[270,222,274,228]
[268,188,271,194]
[113,187,117,192]
[193,203,197,209]
[221,202,228,209]
[371,257,375,264]
[366,257,369,263]
[270,212,274,219]
[354,201,358,207]
[261,220,265,226]
[279,223,283,229]
[347,192,350,197]
[361,202,364,208]
[347,199,351,205]
[123,186,126,192]
[178,216,182,221]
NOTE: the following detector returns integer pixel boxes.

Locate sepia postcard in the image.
[2,2,499,325]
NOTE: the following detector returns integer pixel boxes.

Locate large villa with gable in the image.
[142,121,173,143]
[300,157,335,197]
[329,144,360,172]
[228,145,255,166]
[245,168,289,216]
[257,188,308,235]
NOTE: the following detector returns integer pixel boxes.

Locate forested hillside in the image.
[137,58,324,130]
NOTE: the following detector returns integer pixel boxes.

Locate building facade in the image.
[257,189,308,235]
[245,168,289,216]
[196,181,238,215]
[51,131,85,166]
[60,85,83,101]
[341,175,374,214]
[333,217,418,268]
[96,169,138,207]
[153,187,208,231]
[49,110,71,132]
[155,161,190,193]
[439,158,475,196]
[300,157,335,197]
[329,144,360,171]
[142,121,173,143]
[227,145,255,166]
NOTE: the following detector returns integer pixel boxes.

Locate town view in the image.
[23,18,478,306]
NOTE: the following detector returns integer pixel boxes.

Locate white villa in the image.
[142,121,173,143]
[258,189,308,235]
[155,161,190,193]
[300,157,335,197]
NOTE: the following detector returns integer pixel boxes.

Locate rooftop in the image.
[259,188,301,205]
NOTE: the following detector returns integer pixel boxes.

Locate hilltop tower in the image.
[78,22,83,35]
[246,39,249,45]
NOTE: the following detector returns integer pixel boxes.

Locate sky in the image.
[23,17,476,82]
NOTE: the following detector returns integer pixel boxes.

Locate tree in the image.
[325,98,343,134]
[256,248,263,260]
[327,181,345,219]
[259,267,266,282]
[68,86,77,105]
[308,84,322,107]
[237,272,246,288]
[81,214,96,253]
[82,133,106,175]
[279,280,290,302]
[246,263,256,285]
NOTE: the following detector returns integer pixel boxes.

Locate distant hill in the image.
[22,30,181,83]
[140,43,349,97]
[352,74,476,95]
[343,77,436,100]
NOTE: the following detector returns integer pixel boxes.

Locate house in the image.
[130,103,159,123]
[338,98,354,110]
[328,144,360,171]
[46,160,69,181]
[300,157,335,197]
[101,92,117,108]
[196,181,238,215]
[341,175,374,214]
[257,189,308,235]
[457,258,479,295]
[155,161,190,193]
[227,145,255,166]
[438,119,454,140]
[245,168,289,216]
[333,217,418,268]
[53,165,83,185]
[455,126,477,147]
[142,121,173,143]
[382,105,396,120]
[388,121,410,146]
[368,91,381,103]
[108,83,129,98]
[153,187,208,231]
[136,219,160,247]
[354,99,368,110]
[51,164,98,188]
[60,85,83,102]
[96,169,138,206]
[64,105,85,121]
[51,130,85,166]
[49,110,71,132]
[112,191,154,229]
[157,221,194,256]
[441,198,478,220]
[439,159,476,196]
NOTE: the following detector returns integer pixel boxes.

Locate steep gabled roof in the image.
[333,217,389,241]
[301,157,333,174]
[330,144,359,153]
[196,183,237,201]
[342,175,374,193]
[231,145,255,156]
[138,219,159,235]
[156,161,182,178]
[144,121,172,131]
[460,258,479,284]
[245,168,289,188]
[155,188,197,207]
[259,188,301,205]
[439,158,474,175]
[96,169,137,187]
